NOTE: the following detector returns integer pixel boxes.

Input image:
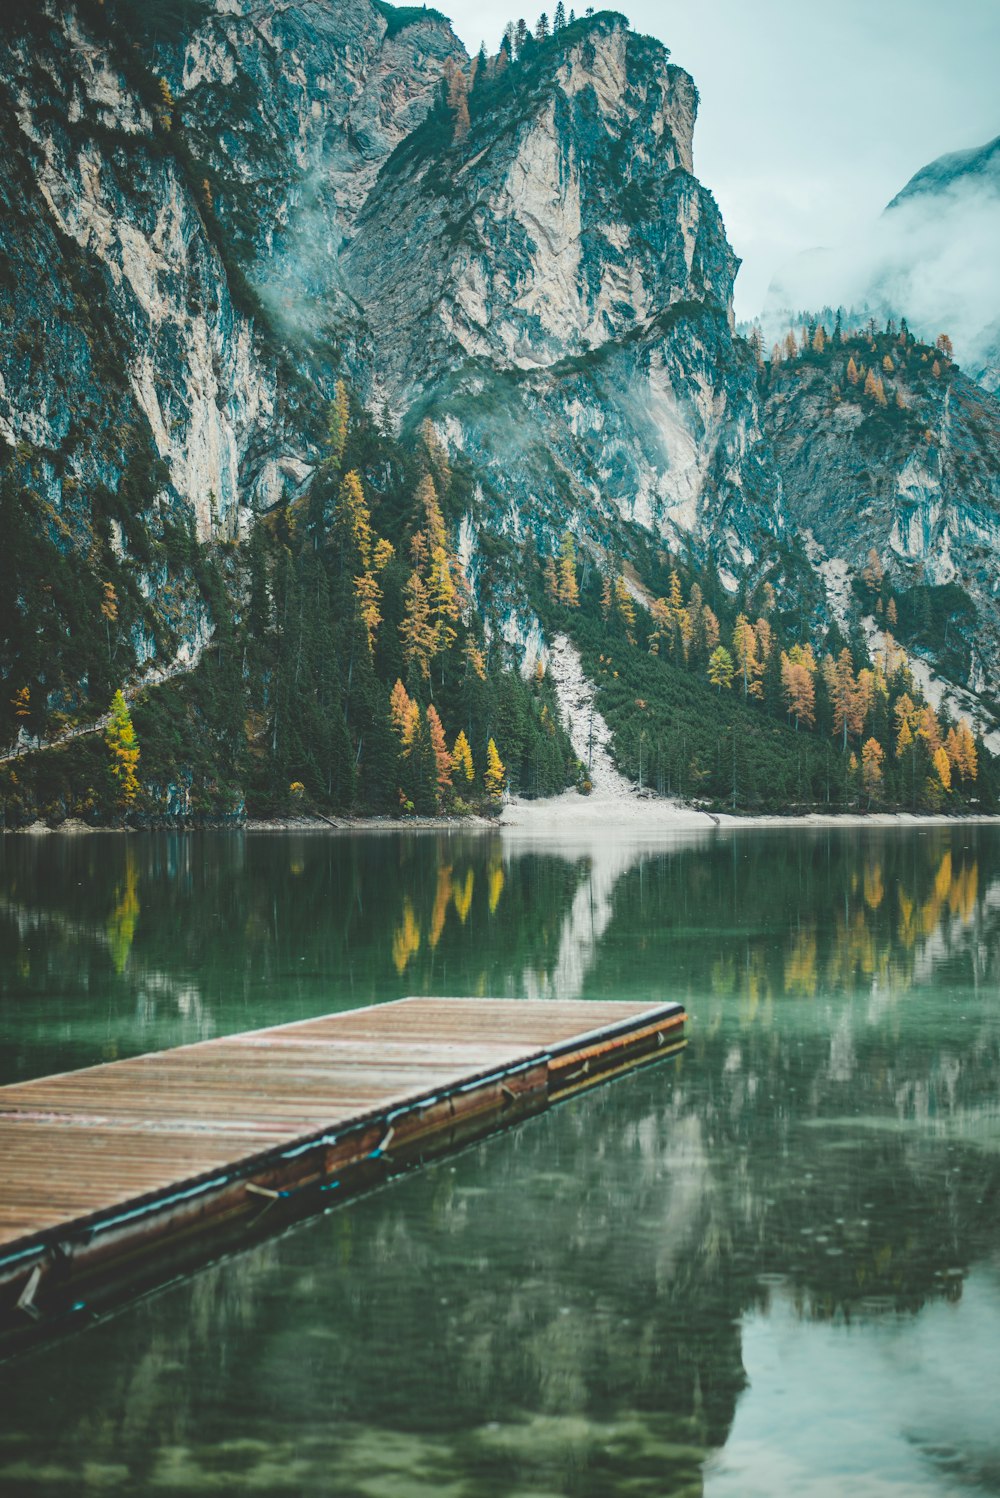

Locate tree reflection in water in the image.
[0,826,998,1495]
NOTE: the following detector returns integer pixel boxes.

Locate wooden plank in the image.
[0,996,684,1349]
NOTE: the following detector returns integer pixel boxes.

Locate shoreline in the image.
[4,804,999,835]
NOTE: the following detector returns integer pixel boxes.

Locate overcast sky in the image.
[438,0,1000,319]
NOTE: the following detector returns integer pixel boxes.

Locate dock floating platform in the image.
[0,996,685,1350]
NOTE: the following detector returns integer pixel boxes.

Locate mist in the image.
[761,151,1000,390]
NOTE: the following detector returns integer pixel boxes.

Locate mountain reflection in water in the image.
[0,826,998,1496]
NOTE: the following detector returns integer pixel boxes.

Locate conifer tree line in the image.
[754,312,957,421]
[538,528,996,814]
[0,378,580,824]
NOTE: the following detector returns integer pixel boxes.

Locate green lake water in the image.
[0,825,998,1496]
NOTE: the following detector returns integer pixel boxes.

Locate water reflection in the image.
[0,828,999,1494]
[0,829,997,1083]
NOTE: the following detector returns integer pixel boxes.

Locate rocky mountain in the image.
[763,324,1000,728]
[1,0,997,820]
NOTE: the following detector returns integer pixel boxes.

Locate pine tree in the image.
[484,737,506,798]
[515,17,528,52]
[554,0,566,26]
[535,12,550,39]
[453,729,475,784]
[105,689,140,811]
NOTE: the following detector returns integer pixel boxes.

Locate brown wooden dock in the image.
[0,996,685,1348]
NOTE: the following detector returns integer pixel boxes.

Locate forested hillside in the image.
[1,0,997,824]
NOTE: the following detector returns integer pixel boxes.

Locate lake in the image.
[0,825,998,1496]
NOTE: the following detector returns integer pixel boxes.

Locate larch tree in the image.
[614,577,636,644]
[446,61,470,140]
[861,738,885,805]
[105,689,140,811]
[846,356,859,384]
[400,573,436,682]
[484,738,506,799]
[452,729,475,784]
[426,704,453,802]
[707,645,734,692]
[936,333,953,360]
[733,614,762,699]
[780,648,816,730]
[933,744,952,792]
[327,379,349,471]
[390,679,413,743]
[825,648,860,749]
[100,581,118,663]
[543,555,560,603]
[557,532,580,606]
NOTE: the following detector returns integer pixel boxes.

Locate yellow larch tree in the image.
[105,689,140,810]
[452,729,475,784]
[861,738,885,805]
[484,738,506,799]
[557,532,579,607]
[707,645,734,692]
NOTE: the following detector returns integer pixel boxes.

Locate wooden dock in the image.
[0,996,685,1348]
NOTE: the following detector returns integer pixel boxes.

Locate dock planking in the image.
[0,996,685,1350]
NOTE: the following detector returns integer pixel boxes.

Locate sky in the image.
[436,0,1000,320]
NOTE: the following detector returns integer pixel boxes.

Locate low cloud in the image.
[761,158,1000,390]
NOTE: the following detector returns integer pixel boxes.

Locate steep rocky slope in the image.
[764,325,1000,706]
[346,16,779,586]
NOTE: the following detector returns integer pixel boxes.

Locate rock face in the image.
[345,17,779,575]
[1,0,997,734]
[765,348,1000,696]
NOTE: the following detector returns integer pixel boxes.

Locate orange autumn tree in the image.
[426,704,453,805]
[780,644,816,730]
